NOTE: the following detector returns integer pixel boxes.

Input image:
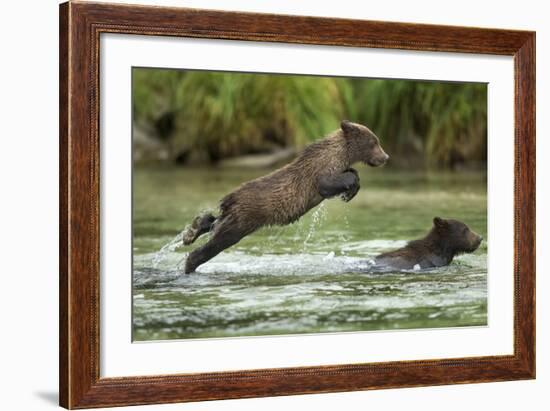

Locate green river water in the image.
[132,166,487,341]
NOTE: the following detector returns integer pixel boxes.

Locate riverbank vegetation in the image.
[132,68,487,169]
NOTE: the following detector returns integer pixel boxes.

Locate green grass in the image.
[132,68,487,168]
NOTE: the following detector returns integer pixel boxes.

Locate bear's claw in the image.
[341,183,360,202]
[183,213,217,246]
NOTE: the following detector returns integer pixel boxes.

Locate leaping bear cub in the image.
[183,120,389,273]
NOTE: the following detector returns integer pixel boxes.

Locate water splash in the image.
[338,211,352,254]
[151,231,184,269]
[302,203,328,251]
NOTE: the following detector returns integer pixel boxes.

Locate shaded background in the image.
[132,68,487,169]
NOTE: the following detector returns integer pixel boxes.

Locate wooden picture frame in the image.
[59,1,535,408]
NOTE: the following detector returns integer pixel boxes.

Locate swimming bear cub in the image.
[375,217,482,270]
[183,120,389,273]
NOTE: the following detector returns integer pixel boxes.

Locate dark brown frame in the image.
[59,1,535,409]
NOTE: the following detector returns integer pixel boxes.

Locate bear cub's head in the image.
[432,217,483,254]
[341,120,389,167]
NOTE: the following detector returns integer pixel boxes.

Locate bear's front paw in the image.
[341,181,360,202]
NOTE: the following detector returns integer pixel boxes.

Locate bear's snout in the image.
[377,152,390,166]
[367,150,390,167]
[468,232,483,252]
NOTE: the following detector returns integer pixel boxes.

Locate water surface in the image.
[133,166,487,341]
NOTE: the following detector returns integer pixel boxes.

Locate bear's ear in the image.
[341,120,357,134]
[433,217,447,228]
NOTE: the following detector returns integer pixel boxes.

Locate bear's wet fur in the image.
[375,217,482,270]
[183,120,389,273]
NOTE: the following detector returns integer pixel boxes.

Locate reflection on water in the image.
[133,166,487,341]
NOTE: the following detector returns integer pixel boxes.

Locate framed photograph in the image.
[59,1,535,408]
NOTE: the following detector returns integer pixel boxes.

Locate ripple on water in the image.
[132,238,488,341]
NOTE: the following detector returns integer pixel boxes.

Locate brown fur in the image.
[184,120,388,273]
[222,132,349,228]
[375,217,483,270]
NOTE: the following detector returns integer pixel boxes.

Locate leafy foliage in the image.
[132,68,486,168]
[352,80,487,167]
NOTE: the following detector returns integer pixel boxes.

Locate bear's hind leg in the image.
[184,221,250,273]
